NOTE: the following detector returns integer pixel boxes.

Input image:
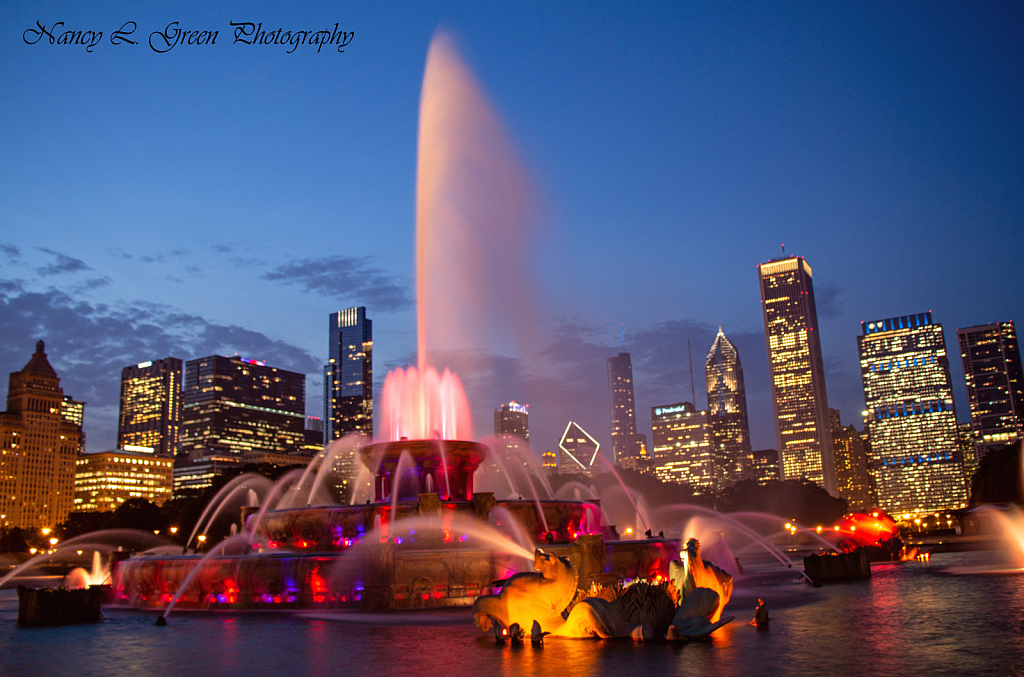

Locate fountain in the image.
[106,32,677,618]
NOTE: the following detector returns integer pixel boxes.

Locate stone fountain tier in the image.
[250,495,605,551]
[360,439,487,502]
[113,537,677,612]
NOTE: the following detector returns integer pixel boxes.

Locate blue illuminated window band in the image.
[863,312,932,335]
[870,355,937,372]
[881,452,953,467]
[874,399,949,419]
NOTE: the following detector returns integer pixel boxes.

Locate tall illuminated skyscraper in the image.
[0,341,82,528]
[757,256,836,494]
[181,355,305,459]
[957,321,1023,463]
[859,312,967,515]
[705,326,752,484]
[324,307,373,442]
[118,358,182,459]
[608,353,646,469]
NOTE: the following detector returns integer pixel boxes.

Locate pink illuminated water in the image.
[379,365,472,442]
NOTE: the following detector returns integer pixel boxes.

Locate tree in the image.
[105,498,168,532]
[970,441,1023,506]
[716,479,848,526]
[0,526,29,554]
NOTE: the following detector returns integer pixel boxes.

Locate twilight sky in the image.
[1,2,1022,461]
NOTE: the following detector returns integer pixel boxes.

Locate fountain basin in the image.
[113,536,676,612]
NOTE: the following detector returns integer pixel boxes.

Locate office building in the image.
[751,449,781,484]
[558,422,602,477]
[957,321,1023,463]
[180,355,305,460]
[61,396,86,454]
[74,447,174,512]
[829,409,877,512]
[324,307,373,442]
[541,450,558,475]
[705,326,753,484]
[858,312,968,515]
[607,353,647,470]
[494,401,529,443]
[304,416,325,453]
[0,341,82,528]
[651,402,714,491]
[118,358,182,459]
[957,422,979,486]
[757,256,836,494]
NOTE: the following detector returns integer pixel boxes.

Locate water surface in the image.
[1,551,1020,677]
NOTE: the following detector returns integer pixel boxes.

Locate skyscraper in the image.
[0,341,82,528]
[180,355,305,460]
[829,409,877,512]
[705,326,752,485]
[650,402,714,490]
[608,353,646,470]
[751,449,781,484]
[558,421,602,477]
[858,312,967,515]
[118,358,182,459]
[324,307,373,442]
[757,256,836,495]
[494,401,529,443]
[957,321,1023,464]
[61,395,86,454]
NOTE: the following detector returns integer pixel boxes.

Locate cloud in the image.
[0,283,320,452]
[263,255,411,312]
[139,249,188,264]
[1,244,20,260]
[110,249,189,264]
[35,248,91,276]
[69,277,112,294]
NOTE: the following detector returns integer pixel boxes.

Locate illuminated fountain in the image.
[109,33,677,618]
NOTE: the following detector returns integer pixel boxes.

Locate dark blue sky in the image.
[1,2,1021,458]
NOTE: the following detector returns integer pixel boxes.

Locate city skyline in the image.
[0,4,1021,462]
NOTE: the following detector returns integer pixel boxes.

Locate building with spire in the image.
[607,352,647,470]
[705,325,752,485]
[757,256,836,495]
[0,341,82,528]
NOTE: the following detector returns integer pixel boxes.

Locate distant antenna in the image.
[621,325,626,352]
[781,243,785,254]
[687,339,696,406]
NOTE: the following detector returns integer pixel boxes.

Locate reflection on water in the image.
[1,551,1022,677]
